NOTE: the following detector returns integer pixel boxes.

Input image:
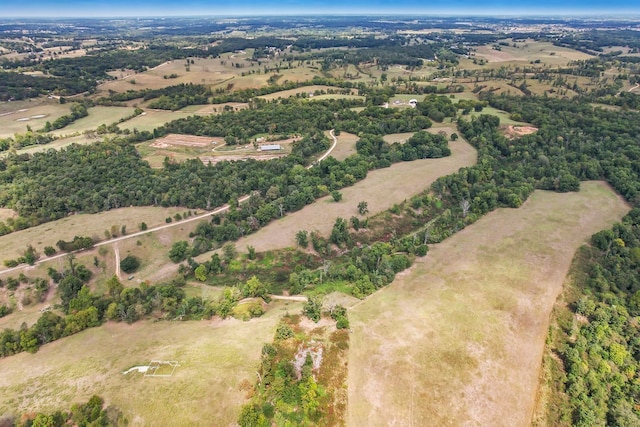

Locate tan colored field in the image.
[0,206,195,263]
[0,301,301,426]
[98,58,239,93]
[0,208,17,222]
[258,85,357,100]
[0,100,71,138]
[204,133,477,257]
[347,181,630,427]
[474,40,593,66]
[328,131,358,161]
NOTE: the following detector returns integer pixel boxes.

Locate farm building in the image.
[259,144,282,151]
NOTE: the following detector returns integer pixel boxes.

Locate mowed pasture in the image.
[257,85,358,101]
[473,39,593,66]
[50,106,136,137]
[0,100,71,138]
[327,131,358,161]
[0,206,196,263]
[0,301,301,426]
[204,131,477,256]
[347,181,630,427]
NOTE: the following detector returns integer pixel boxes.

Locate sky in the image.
[1,0,639,18]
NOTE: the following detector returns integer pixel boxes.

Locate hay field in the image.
[347,181,630,427]
[258,85,356,100]
[50,106,136,137]
[474,40,593,66]
[0,101,71,138]
[0,206,194,263]
[0,301,301,426]
[203,132,477,257]
[327,131,358,161]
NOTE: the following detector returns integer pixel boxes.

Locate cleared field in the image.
[347,181,630,427]
[119,110,196,133]
[201,132,477,257]
[0,300,301,426]
[328,131,358,161]
[0,100,71,139]
[258,85,356,100]
[0,206,196,263]
[51,106,136,137]
[474,40,593,66]
[0,208,17,222]
[98,58,238,93]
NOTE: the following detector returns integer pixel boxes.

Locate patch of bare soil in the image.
[503,125,538,139]
[150,134,225,148]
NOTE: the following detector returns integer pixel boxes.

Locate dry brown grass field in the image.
[0,206,195,263]
[203,132,477,257]
[257,85,357,100]
[327,131,358,161]
[0,301,302,426]
[347,181,630,427]
[473,39,593,66]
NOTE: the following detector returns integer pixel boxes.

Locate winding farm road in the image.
[0,131,339,276]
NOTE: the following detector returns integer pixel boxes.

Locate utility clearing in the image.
[347,181,630,427]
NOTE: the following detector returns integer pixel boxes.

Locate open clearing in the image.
[0,100,71,139]
[257,85,357,100]
[328,131,358,161]
[347,181,630,427]
[50,106,136,137]
[0,301,301,426]
[0,206,195,263]
[205,132,477,256]
[474,40,593,66]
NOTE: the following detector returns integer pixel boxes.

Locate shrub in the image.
[120,255,140,274]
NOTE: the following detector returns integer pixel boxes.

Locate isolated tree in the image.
[330,190,343,202]
[120,255,140,274]
[168,241,190,263]
[330,217,350,247]
[296,230,309,248]
[194,264,208,282]
[303,296,323,323]
[357,201,369,215]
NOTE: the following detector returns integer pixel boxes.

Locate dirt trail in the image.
[0,133,339,277]
[114,244,121,280]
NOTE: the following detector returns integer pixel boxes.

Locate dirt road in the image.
[0,132,339,276]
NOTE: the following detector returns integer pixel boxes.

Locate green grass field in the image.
[0,100,71,139]
[347,181,630,427]
[50,106,136,137]
[0,300,302,426]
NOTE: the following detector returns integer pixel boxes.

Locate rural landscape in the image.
[0,11,640,427]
